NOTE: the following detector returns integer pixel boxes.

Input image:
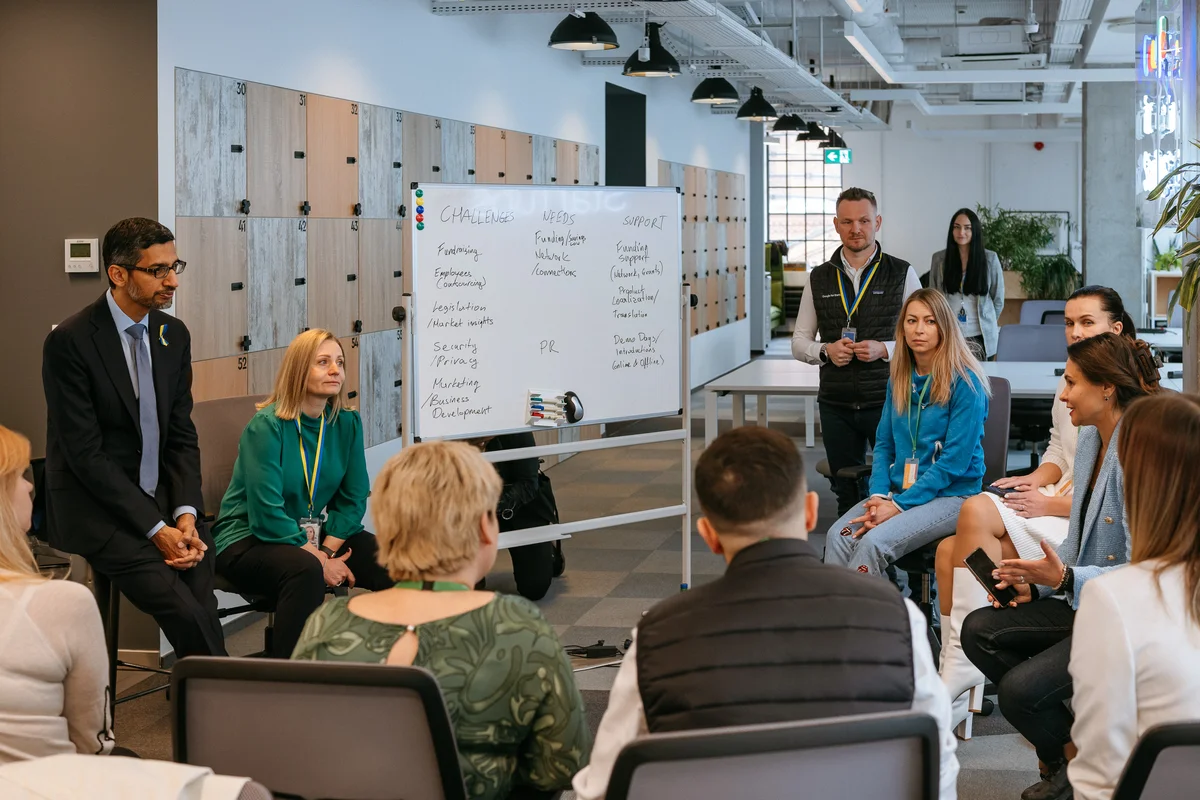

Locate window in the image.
[767,138,843,267]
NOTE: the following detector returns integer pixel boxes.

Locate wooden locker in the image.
[556,140,580,186]
[339,336,361,405]
[392,112,406,219]
[658,160,672,187]
[690,298,700,336]
[579,144,600,186]
[175,69,246,217]
[247,217,306,352]
[403,113,442,186]
[694,223,708,280]
[682,222,697,283]
[707,224,719,274]
[358,103,402,219]
[696,274,709,333]
[670,161,686,191]
[359,330,404,448]
[708,274,723,329]
[246,82,306,218]
[736,268,747,320]
[191,356,249,403]
[174,217,248,360]
[305,94,359,218]
[506,133,534,184]
[248,347,287,396]
[706,170,719,223]
[474,126,506,184]
[307,219,360,337]
[359,219,404,334]
[683,165,700,221]
[532,135,556,184]
[441,120,476,183]
[726,270,737,325]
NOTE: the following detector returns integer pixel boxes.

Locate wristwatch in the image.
[318,544,337,559]
[818,343,829,364]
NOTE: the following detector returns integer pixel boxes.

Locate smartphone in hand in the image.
[983,485,1016,498]
[964,547,1019,606]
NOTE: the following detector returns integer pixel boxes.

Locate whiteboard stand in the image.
[398,284,695,590]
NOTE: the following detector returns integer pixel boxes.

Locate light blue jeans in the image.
[823,496,966,577]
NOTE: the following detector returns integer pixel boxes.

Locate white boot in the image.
[940,568,990,723]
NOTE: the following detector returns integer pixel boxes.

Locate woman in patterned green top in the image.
[292,441,589,800]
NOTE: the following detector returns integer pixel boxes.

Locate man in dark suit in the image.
[43,217,226,657]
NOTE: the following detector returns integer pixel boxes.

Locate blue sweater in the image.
[869,369,989,510]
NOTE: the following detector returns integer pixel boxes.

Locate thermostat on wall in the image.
[64,239,100,273]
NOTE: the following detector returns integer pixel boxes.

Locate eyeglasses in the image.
[115,260,187,279]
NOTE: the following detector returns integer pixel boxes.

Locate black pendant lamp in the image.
[623,23,680,77]
[797,121,825,141]
[691,76,739,104]
[548,11,619,51]
[736,87,778,121]
[771,114,805,134]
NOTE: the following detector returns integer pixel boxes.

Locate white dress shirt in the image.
[572,599,960,800]
[791,245,923,364]
[104,291,196,538]
[1069,561,1200,800]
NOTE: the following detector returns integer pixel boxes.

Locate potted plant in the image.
[976,205,1079,300]
[1148,143,1200,330]
[1152,238,1182,272]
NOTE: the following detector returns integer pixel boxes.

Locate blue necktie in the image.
[126,323,160,495]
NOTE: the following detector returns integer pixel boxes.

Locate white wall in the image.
[842,106,1081,275]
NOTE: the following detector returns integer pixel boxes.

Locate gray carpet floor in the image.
[112,376,1042,798]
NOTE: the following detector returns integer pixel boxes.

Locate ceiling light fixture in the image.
[797,122,826,141]
[691,76,739,104]
[548,10,619,51]
[771,114,806,134]
[623,23,680,78]
[736,87,778,122]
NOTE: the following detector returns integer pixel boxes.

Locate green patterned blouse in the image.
[292,593,590,800]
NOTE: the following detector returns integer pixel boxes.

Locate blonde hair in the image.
[1118,393,1200,624]
[891,288,990,413]
[0,426,41,581]
[371,441,502,581]
[260,329,348,421]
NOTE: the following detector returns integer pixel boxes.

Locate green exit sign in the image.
[823,148,852,165]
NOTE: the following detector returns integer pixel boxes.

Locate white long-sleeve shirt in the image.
[1068,561,1200,800]
[791,248,923,364]
[572,599,960,800]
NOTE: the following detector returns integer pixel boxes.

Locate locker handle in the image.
[347,274,358,282]
[393,270,402,278]
[353,203,363,217]
[301,201,311,215]
[399,204,407,218]
[347,391,357,399]
[347,156,357,165]
[526,174,532,180]
[353,320,363,333]
[238,199,251,215]
[241,335,252,352]
[393,380,402,388]
[574,179,579,184]
[594,181,599,186]
[499,172,505,178]
[393,161,402,168]
[231,282,244,291]
[294,151,305,159]
[467,169,475,176]
[295,278,306,286]
[689,294,698,308]
[231,144,244,153]
[431,165,441,173]
[551,177,557,183]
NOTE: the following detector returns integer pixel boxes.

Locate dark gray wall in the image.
[0,0,159,456]
[605,83,646,187]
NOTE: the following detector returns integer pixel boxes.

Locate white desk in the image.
[1140,327,1183,356]
[702,359,1184,447]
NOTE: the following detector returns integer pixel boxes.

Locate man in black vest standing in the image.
[572,426,958,800]
[791,187,921,516]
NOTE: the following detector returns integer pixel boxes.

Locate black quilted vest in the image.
[809,246,910,409]
[635,538,915,733]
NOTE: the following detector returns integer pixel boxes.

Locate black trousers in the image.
[216,530,392,658]
[87,522,227,658]
[960,598,1076,763]
[818,401,884,517]
[509,542,555,601]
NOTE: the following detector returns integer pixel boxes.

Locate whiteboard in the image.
[410,184,683,439]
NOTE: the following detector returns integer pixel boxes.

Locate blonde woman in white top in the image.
[934,286,1138,729]
[1069,393,1200,800]
[0,425,113,764]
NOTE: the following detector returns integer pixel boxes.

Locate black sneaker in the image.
[1022,760,1072,800]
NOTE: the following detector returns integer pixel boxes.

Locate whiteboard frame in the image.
[406,183,685,441]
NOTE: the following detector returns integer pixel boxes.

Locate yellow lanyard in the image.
[296,412,325,518]
[836,248,883,325]
[907,377,931,458]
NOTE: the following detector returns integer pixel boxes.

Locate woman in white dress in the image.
[934,285,1138,727]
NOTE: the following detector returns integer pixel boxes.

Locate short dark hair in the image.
[695,427,806,533]
[836,187,877,212]
[102,217,175,288]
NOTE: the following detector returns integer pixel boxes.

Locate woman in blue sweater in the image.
[825,287,990,578]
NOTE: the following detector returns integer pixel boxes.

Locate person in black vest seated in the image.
[791,187,922,517]
[571,426,960,800]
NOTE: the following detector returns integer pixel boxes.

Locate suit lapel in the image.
[89,297,139,427]
[148,313,173,445]
[1079,428,1115,547]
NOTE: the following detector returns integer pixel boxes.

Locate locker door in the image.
[736,268,747,320]
[657,161,672,187]
[391,111,406,219]
[247,217,307,352]
[248,347,287,397]
[358,103,402,219]
[174,217,248,360]
[694,223,708,280]
[706,170,719,224]
[532,136,556,184]
[307,219,360,337]
[441,120,476,184]
[246,82,306,218]
[683,166,700,222]
[506,133,533,184]
[474,126,506,184]
[360,330,404,448]
[402,113,442,186]
[682,222,697,285]
[556,141,580,186]
[191,356,249,403]
[175,69,246,217]
[579,144,600,186]
[306,94,359,218]
[359,219,404,334]
[707,274,722,330]
[339,336,361,405]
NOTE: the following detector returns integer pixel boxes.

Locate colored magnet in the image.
[415,214,424,222]
[416,205,424,214]
[416,222,424,231]
[415,189,424,198]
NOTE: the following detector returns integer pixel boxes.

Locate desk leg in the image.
[805,396,815,448]
[705,391,718,447]
[756,394,767,427]
[731,394,746,429]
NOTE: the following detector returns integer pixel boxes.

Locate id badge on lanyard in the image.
[838,252,881,340]
[297,413,326,547]
[905,378,932,491]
